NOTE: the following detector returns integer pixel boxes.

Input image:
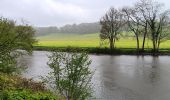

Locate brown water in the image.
[21,51,170,100]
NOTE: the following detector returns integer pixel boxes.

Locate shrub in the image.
[0,73,60,100]
[44,52,94,100]
[0,89,58,100]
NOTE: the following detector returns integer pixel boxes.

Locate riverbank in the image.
[33,46,170,55]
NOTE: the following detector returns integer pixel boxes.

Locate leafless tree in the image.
[100,7,125,50]
[122,0,170,54]
[134,1,149,51]
[137,0,170,53]
[122,7,143,52]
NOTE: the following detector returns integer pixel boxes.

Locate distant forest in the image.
[35,22,101,36]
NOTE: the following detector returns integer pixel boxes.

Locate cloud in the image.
[0,0,169,26]
[0,0,92,26]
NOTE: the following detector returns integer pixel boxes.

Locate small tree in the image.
[0,17,36,74]
[45,52,93,100]
[100,7,124,50]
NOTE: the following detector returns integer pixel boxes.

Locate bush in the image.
[44,52,94,100]
[0,73,60,100]
[0,89,58,100]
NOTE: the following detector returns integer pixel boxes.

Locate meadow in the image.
[35,33,170,49]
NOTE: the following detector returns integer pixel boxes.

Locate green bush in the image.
[0,89,57,100]
[44,52,94,100]
[0,73,60,100]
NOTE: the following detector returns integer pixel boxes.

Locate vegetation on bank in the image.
[33,46,170,55]
[34,32,170,55]
[0,73,59,100]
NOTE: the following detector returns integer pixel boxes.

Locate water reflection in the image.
[149,57,160,84]
[21,51,170,100]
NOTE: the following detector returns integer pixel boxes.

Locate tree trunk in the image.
[157,39,161,52]
[136,36,139,53]
[152,40,157,54]
[142,24,147,52]
[113,38,116,48]
[142,33,146,52]
[110,39,113,50]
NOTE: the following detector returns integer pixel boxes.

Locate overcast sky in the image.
[0,0,169,27]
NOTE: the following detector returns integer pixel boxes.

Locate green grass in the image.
[35,33,170,49]
[36,33,100,47]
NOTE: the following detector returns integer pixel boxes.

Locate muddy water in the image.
[21,51,170,100]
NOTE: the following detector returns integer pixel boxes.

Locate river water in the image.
[20,51,170,100]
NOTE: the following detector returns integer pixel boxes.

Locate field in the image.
[35,33,170,49]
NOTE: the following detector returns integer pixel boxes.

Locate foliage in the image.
[15,25,37,52]
[0,17,58,100]
[44,52,94,100]
[0,17,36,74]
[0,73,59,100]
[0,73,44,91]
[0,89,57,100]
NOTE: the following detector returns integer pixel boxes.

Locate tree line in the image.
[35,22,101,36]
[100,0,170,54]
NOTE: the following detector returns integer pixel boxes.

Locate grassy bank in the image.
[33,46,170,55]
[0,73,61,100]
[34,33,170,55]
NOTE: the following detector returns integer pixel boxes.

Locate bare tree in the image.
[135,1,149,51]
[122,7,142,52]
[100,7,124,50]
[122,0,170,54]
[156,11,170,51]
[137,0,170,53]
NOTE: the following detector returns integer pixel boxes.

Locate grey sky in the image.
[0,0,169,27]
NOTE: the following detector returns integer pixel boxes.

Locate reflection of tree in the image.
[100,56,117,87]
[93,55,164,99]
[149,57,160,85]
[95,56,118,99]
[17,54,32,71]
[140,56,160,85]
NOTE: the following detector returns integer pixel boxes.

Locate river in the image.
[20,51,170,100]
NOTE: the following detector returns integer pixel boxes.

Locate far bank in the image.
[33,46,170,56]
